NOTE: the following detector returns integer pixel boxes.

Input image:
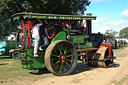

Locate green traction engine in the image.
[12,12,116,76]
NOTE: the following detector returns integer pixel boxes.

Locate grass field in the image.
[0,56,54,85]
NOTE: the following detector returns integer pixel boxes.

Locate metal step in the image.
[21,60,33,64]
[32,56,41,58]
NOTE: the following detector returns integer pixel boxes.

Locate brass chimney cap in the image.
[86,13,92,16]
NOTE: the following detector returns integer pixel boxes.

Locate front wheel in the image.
[45,40,78,76]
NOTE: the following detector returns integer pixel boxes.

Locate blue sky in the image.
[85,0,128,35]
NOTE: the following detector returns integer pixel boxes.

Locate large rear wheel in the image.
[45,40,78,76]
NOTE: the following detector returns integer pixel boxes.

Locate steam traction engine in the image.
[12,12,116,76]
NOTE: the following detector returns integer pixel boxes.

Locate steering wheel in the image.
[16,28,27,50]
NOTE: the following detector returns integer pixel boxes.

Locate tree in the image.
[104,29,118,40]
[0,0,91,40]
[119,27,128,39]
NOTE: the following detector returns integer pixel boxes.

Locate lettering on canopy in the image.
[30,15,96,20]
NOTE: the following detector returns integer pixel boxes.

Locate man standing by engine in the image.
[39,20,54,50]
[32,19,43,57]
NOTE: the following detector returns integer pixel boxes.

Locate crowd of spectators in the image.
[103,35,127,49]
[110,39,127,49]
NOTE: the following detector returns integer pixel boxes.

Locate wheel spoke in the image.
[53,60,60,66]
[51,54,59,57]
[55,64,59,70]
[65,61,70,67]
[67,54,72,57]
[53,49,58,55]
[66,59,72,62]
[64,46,67,54]
[61,43,63,51]
[65,49,71,54]
[59,65,63,72]
[57,45,62,54]
[51,58,58,61]
[63,65,66,71]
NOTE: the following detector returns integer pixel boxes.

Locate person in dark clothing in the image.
[120,39,123,48]
[115,39,117,49]
[39,20,54,50]
[39,20,47,47]
[118,39,121,47]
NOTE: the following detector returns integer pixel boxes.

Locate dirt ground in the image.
[32,47,128,85]
[1,47,128,85]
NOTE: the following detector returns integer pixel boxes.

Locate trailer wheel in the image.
[45,40,78,76]
[12,51,20,59]
[16,28,27,50]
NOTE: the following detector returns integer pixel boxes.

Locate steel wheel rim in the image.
[105,49,113,67]
[50,42,75,74]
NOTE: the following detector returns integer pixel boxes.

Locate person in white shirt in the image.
[31,19,43,57]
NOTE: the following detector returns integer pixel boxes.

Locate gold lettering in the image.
[48,16,51,19]
[32,16,37,18]
[83,18,85,20]
[54,16,57,19]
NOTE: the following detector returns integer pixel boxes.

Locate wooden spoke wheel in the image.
[45,40,78,76]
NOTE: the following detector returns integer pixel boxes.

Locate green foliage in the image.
[0,0,91,40]
[104,29,118,40]
[0,58,53,83]
[119,27,128,38]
